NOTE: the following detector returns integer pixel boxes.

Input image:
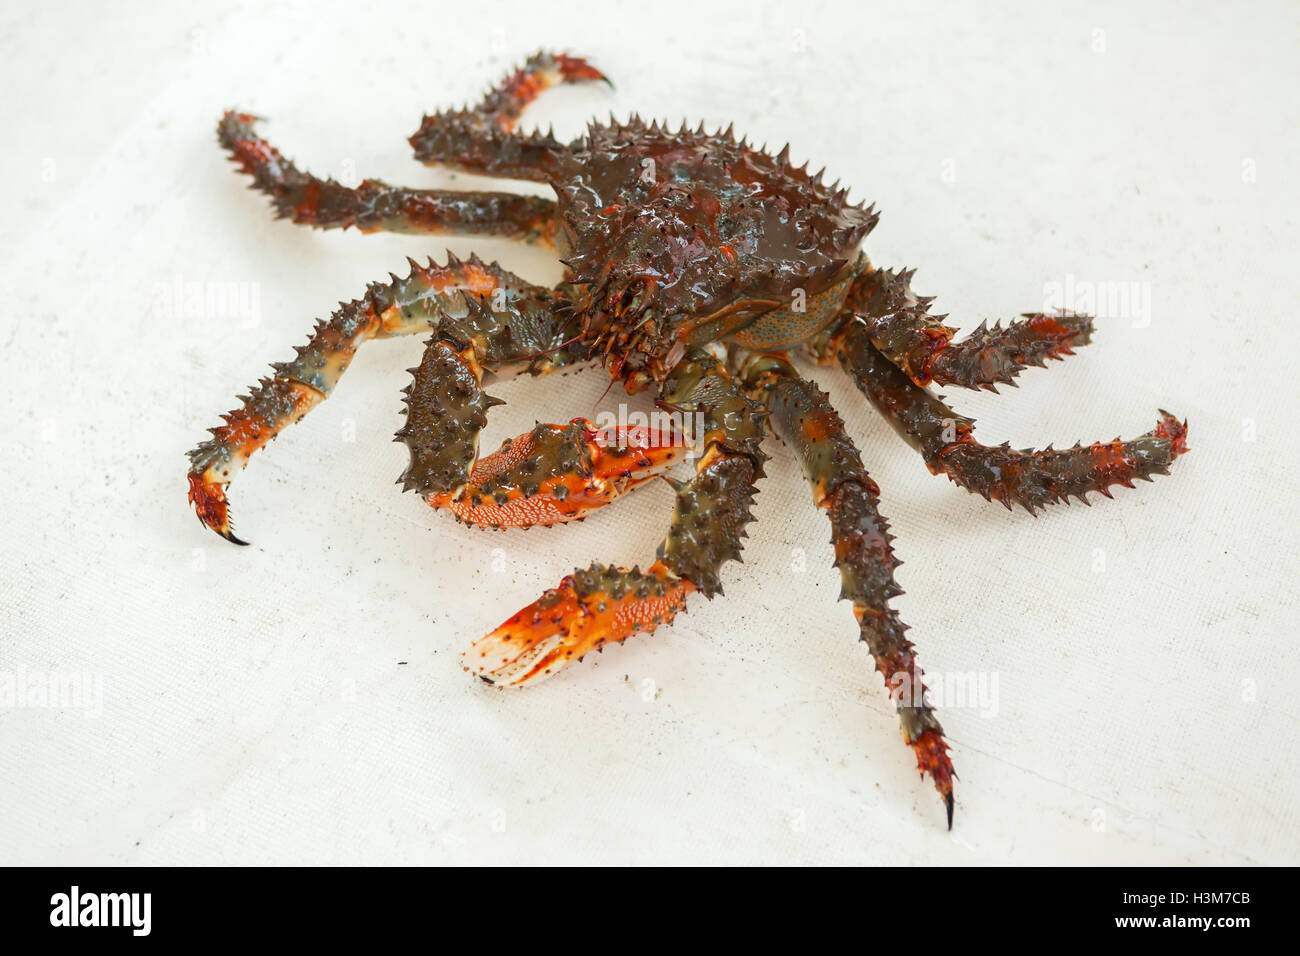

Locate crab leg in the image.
[847,262,1094,391]
[464,350,767,685]
[813,316,1189,513]
[218,112,556,242]
[743,354,954,827]
[187,257,567,543]
[410,51,608,182]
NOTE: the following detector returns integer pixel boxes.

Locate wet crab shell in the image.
[552,118,880,379]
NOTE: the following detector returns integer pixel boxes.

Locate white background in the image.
[2,0,1297,865]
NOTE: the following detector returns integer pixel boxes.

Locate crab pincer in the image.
[426,419,687,528]
[465,560,692,686]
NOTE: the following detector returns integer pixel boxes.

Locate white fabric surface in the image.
[2,0,1297,865]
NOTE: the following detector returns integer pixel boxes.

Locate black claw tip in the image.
[220,529,250,546]
[945,791,954,830]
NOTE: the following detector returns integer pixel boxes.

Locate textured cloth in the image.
[1,0,1297,864]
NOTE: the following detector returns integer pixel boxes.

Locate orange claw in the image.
[429,419,687,528]
[464,560,692,686]
[187,473,247,545]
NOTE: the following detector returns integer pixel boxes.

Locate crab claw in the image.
[187,473,248,546]
[429,419,687,528]
[464,561,691,686]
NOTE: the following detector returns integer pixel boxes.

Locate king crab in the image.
[188,51,1188,828]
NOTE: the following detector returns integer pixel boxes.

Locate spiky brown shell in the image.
[552,118,879,382]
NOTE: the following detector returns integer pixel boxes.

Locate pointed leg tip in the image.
[219,109,264,131]
[555,53,611,88]
[1153,409,1190,457]
[911,729,956,828]
[188,473,249,545]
